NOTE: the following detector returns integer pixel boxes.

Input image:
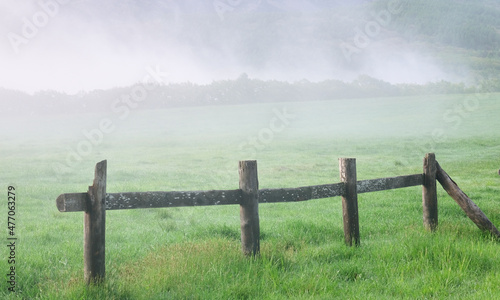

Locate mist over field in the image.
[2,0,494,95]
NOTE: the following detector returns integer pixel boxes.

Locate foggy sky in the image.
[0,0,452,95]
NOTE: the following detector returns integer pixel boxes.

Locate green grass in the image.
[1,93,499,299]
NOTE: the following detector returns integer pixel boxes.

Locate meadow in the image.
[1,93,499,299]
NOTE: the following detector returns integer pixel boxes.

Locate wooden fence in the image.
[56,153,499,284]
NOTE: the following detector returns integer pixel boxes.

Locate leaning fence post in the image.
[339,158,360,247]
[84,160,107,284]
[436,161,500,239]
[422,153,438,231]
[239,160,260,256]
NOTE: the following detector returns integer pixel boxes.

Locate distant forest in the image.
[377,0,500,50]
[2,74,499,116]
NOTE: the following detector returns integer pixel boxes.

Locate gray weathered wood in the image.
[57,183,343,213]
[422,153,438,231]
[357,174,423,194]
[84,160,106,284]
[106,190,242,210]
[56,190,242,212]
[239,160,260,256]
[57,174,422,213]
[340,158,360,247]
[57,193,87,212]
[436,161,500,239]
[259,183,344,203]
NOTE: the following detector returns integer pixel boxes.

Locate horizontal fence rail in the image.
[259,183,344,203]
[56,153,499,285]
[357,174,423,194]
[57,190,243,212]
[57,175,423,212]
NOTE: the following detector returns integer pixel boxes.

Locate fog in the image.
[0,0,457,95]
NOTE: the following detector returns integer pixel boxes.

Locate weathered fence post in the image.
[84,160,106,284]
[339,158,360,247]
[436,161,500,239]
[239,160,260,256]
[422,153,438,231]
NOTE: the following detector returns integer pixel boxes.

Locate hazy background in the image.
[0,0,472,95]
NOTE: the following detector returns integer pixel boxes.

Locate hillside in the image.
[372,0,500,80]
[174,0,500,83]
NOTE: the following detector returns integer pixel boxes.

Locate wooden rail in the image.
[56,175,423,212]
[56,153,499,284]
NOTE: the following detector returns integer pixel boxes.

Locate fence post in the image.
[339,158,360,247]
[84,160,107,284]
[422,153,438,231]
[239,160,260,256]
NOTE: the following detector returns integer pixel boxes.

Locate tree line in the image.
[3,74,499,117]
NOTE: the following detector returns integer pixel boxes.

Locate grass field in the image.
[1,93,499,299]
